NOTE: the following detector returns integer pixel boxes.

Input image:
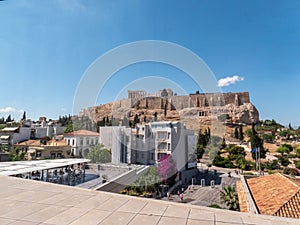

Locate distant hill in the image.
[79,91,259,133]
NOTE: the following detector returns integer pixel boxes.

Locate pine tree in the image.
[22,111,26,120]
[234,127,239,139]
[238,124,244,141]
[250,123,266,159]
[5,115,12,123]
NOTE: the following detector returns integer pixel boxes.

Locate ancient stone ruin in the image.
[79,89,259,131]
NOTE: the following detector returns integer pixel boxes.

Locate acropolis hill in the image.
[79,89,259,131]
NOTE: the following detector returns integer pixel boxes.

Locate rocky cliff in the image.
[79,92,259,131]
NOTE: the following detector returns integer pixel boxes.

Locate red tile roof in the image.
[64,129,99,137]
[246,173,300,218]
[15,139,69,147]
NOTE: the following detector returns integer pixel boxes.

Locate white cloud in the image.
[217,75,244,87]
[0,107,17,113]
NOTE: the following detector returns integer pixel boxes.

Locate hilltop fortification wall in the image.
[79,91,258,128]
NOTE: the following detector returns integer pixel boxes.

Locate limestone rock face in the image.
[78,92,259,131]
[226,103,259,124]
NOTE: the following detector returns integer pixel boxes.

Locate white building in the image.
[63,130,99,157]
[147,121,197,171]
[30,121,66,139]
[100,121,197,172]
[0,127,31,149]
[99,126,132,164]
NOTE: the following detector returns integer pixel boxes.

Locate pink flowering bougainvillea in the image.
[157,154,177,185]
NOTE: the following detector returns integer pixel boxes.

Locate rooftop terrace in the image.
[0,174,299,225]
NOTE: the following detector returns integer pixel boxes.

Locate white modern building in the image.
[99,121,197,172]
[63,130,99,157]
[143,121,197,171]
[99,126,132,164]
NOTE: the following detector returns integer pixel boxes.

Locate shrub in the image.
[283,167,300,176]
[209,204,222,209]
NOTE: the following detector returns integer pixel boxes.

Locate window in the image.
[158,142,167,150]
[80,138,83,146]
[91,139,94,145]
[50,153,56,159]
[151,153,154,160]
[57,153,62,158]
[86,138,89,145]
[36,151,42,158]
[199,111,206,117]
[168,143,171,151]
[68,139,70,145]
[72,139,75,146]
[141,153,144,159]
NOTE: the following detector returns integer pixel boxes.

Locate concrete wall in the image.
[95,166,149,193]
[100,126,132,164]
[12,127,31,144]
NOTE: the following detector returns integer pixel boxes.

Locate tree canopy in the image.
[86,144,111,163]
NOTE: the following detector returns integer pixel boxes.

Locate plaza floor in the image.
[0,175,299,225]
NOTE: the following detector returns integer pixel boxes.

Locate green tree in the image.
[86,144,111,163]
[235,155,247,172]
[238,124,244,141]
[5,114,12,123]
[64,123,74,133]
[276,145,292,155]
[227,145,245,161]
[9,147,25,161]
[196,144,205,160]
[264,159,279,170]
[262,133,275,142]
[218,114,230,122]
[250,123,266,159]
[277,155,290,167]
[295,148,300,158]
[245,129,252,137]
[220,186,239,211]
[234,127,239,139]
[22,111,26,120]
[153,112,158,122]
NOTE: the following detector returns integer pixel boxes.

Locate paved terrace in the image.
[0,175,299,225]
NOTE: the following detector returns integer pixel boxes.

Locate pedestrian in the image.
[180,193,183,201]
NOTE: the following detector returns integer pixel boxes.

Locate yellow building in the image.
[14,139,72,160]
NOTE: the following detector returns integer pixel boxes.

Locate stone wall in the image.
[79,91,258,127]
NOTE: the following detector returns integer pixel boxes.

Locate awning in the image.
[0,135,10,140]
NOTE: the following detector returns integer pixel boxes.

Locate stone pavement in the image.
[0,175,299,225]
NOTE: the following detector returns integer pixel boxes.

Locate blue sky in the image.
[0,0,300,126]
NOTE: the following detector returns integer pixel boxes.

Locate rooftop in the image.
[0,174,299,225]
[15,139,69,147]
[246,173,300,218]
[0,159,90,176]
[1,127,19,132]
[64,130,99,137]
